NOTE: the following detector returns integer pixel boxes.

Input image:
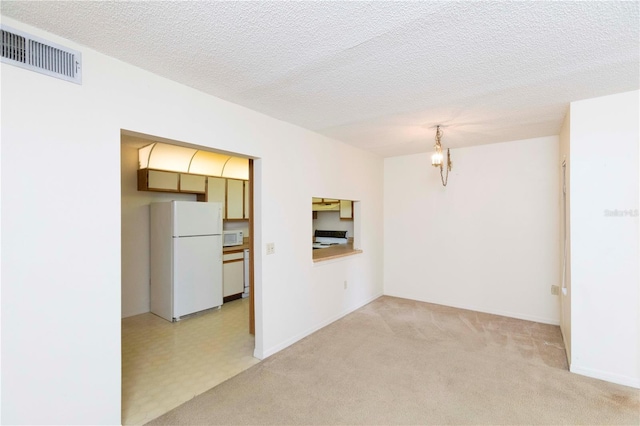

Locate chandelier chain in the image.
[440,149,450,186]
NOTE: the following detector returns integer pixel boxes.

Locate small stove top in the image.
[313,230,348,249]
[312,242,340,249]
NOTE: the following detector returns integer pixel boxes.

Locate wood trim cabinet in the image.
[138,169,249,221]
[138,168,206,193]
[339,200,353,220]
[312,197,340,212]
[138,169,180,192]
[311,198,353,220]
[179,173,206,193]
[226,179,244,220]
[223,251,244,299]
[244,180,250,219]
[206,177,226,219]
[312,203,339,212]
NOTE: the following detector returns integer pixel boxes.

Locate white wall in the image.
[384,136,560,324]
[568,90,640,388]
[0,17,383,425]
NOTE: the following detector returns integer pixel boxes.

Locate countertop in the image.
[313,242,362,262]
[223,242,362,261]
[223,243,249,253]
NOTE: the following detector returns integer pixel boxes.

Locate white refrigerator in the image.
[150,201,223,322]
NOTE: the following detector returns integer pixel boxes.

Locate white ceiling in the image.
[2,1,638,157]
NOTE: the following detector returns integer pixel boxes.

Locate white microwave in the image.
[223,230,244,247]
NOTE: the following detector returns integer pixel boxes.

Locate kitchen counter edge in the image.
[313,243,363,262]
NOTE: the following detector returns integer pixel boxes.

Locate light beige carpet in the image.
[148,296,640,425]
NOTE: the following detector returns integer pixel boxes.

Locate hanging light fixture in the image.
[431,125,452,186]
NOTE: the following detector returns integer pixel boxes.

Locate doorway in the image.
[120,132,258,424]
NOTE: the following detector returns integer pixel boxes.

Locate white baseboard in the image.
[383,292,560,325]
[254,292,383,360]
[570,365,640,389]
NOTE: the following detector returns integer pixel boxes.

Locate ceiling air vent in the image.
[1,25,81,84]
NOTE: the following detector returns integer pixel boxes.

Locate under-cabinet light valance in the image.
[138,142,249,180]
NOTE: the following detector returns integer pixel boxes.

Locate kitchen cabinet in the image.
[312,198,340,212]
[312,203,339,211]
[223,251,244,299]
[313,197,340,204]
[138,169,249,221]
[244,180,250,219]
[138,169,180,192]
[179,173,206,193]
[205,177,226,219]
[339,200,353,220]
[138,168,206,194]
[227,179,244,219]
[311,198,353,218]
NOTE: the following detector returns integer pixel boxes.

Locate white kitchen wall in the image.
[121,137,197,318]
[568,90,639,388]
[384,136,560,325]
[1,16,383,425]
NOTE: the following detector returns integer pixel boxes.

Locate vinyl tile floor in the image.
[121,298,259,425]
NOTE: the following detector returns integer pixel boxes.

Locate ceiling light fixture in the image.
[431,125,452,186]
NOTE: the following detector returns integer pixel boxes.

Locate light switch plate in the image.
[266,242,275,255]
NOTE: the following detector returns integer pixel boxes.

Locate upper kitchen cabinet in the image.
[200,176,249,221]
[244,180,250,220]
[226,179,245,220]
[311,198,354,219]
[339,200,353,220]
[179,173,206,193]
[138,168,209,194]
[312,198,339,211]
[205,177,226,219]
[138,169,180,192]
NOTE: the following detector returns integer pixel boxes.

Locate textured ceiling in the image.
[2,1,638,157]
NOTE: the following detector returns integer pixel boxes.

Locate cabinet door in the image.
[243,180,250,219]
[313,202,339,212]
[147,170,179,191]
[339,200,353,219]
[223,259,244,297]
[180,174,206,193]
[227,179,244,219]
[207,177,226,219]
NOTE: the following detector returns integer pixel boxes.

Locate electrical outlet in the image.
[344,280,348,290]
[266,242,275,255]
[551,285,560,295]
